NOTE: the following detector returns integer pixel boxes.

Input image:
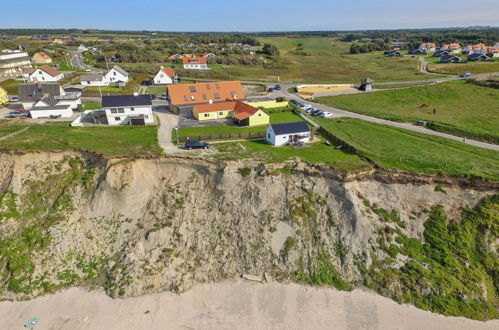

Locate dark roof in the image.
[18,84,62,103]
[468,53,488,60]
[270,121,310,135]
[102,95,152,107]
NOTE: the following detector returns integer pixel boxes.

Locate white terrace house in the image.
[102,95,153,125]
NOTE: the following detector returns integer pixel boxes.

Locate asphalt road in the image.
[71,53,94,72]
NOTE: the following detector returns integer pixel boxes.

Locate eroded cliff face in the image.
[0,151,497,318]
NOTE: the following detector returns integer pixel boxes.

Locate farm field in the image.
[0,124,162,156]
[316,80,499,144]
[315,117,499,180]
[227,37,432,83]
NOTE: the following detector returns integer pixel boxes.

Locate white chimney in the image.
[134,92,138,96]
[209,99,213,104]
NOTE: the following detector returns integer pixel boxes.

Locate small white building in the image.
[266,121,311,146]
[23,65,63,82]
[29,99,73,119]
[104,65,129,84]
[78,44,89,52]
[80,74,108,86]
[153,66,176,85]
[183,56,208,70]
[102,94,153,126]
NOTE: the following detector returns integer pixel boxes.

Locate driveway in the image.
[154,106,183,154]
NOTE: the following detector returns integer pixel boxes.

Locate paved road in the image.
[279,88,499,152]
[71,53,95,72]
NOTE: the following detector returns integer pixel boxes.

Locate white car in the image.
[319,112,333,118]
[301,104,312,110]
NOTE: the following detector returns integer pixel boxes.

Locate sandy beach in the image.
[1,280,497,330]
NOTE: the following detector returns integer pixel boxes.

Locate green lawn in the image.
[54,61,85,72]
[146,86,167,95]
[0,79,23,94]
[214,139,370,170]
[0,125,27,138]
[84,74,147,96]
[428,60,499,75]
[82,101,101,110]
[316,80,499,144]
[174,111,304,139]
[315,117,499,180]
[0,125,162,156]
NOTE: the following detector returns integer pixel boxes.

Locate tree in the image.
[262,43,280,60]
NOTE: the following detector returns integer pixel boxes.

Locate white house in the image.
[104,65,129,84]
[29,99,73,119]
[183,56,208,70]
[78,44,89,52]
[19,83,81,111]
[102,94,153,126]
[153,66,176,85]
[23,65,63,82]
[80,74,108,86]
[266,121,311,146]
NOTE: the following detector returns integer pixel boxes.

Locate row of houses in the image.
[80,65,129,87]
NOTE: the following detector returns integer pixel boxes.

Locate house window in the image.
[202,94,207,100]
[258,114,261,116]
[206,84,211,90]
[231,92,237,99]
[204,114,209,118]
[189,86,196,92]
[268,133,271,139]
[113,72,116,76]
[215,83,220,89]
[160,74,163,78]
[184,95,189,101]
[214,93,220,99]
[144,115,148,119]
[219,112,224,116]
[111,109,118,114]
[118,108,125,113]
[115,117,121,121]
[131,107,135,111]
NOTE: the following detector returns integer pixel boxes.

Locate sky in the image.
[2,0,498,32]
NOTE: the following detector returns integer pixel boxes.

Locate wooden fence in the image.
[178,131,266,143]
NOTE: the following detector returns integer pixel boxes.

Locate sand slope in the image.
[1,280,497,330]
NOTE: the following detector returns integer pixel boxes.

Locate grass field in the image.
[0,79,23,94]
[316,80,499,143]
[428,59,499,75]
[146,86,167,95]
[82,101,101,110]
[226,37,432,83]
[0,125,162,156]
[315,117,499,180]
[214,139,370,170]
[174,111,304,140]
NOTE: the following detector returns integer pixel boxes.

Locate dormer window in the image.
[231,92,237,99]
[184,95,189,101]
[191,95,195,100]
[202,94,207,100]
[215,83,220,89]
[214,93,220,99]
[189,86,196,92]
[206,84,211,90]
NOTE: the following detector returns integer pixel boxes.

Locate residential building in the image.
[442,43,461,53]
[419,43,437,52]
[183,56,208,70]
[102,95,153,126]
[408,48,425,55]
[433,49,450,57]
[104,65,129,84]
[80,74,108,86]
[168,54,183,61]
[384,50,402,57]
[29,100,73,119]
[467,53,489,61]
[23,65,63,82]
[0,86,8,105]
[32,52,52,64]
[167,80,245,115]
[201,52,216,58]
[439,54,460,63]
[266,121,311,146]
[19,83,81,111]
[193,100,269,127]
[153,66,176,85]
[0,49,32,76]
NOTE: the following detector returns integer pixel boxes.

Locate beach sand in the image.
[1,280,497,330]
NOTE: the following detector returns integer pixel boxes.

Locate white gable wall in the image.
[105,68,129,83]
[29,105,73,119]
[29,68,63,82]
[153,71,173,85]
[104,105,153,126]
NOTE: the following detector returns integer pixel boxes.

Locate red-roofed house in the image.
[419,43,436,52]
[183,56,208,70]
[442,43,461,53]
[32,52,52,64]
[153,66,177,85]
[193,100,269,126]
[23,65,63,82]
[201,52,216,58]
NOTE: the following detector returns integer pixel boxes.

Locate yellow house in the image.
[32,52,52,64]
[193,100,269,127]
[0,86,8,105]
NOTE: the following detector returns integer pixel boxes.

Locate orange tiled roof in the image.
[194,100,260,120]
[38,65,62,77]
[159,67,175,78]
[168,81,245,106]
[183,56,207,65]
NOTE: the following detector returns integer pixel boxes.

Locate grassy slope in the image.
[315,117,499,180]
[230,37,430,83]
[428,60,499,75]
[0,125,162,156]
[316,80,499,144]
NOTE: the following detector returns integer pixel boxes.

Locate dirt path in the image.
[1,281,497,330]
[154,106,182,154]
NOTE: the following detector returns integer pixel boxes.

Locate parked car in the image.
[149,94,157,100]
[301,104,312,110]
[267,88,274,92]
[9,96,18,102]
[460,73,472,78]
[319,112,333,118]
[7,111,29,118]
[274,84,282,90]
[160,93,167,100]
[290,99,299,105]
[310,109,322,116]
[185,141,211,150]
